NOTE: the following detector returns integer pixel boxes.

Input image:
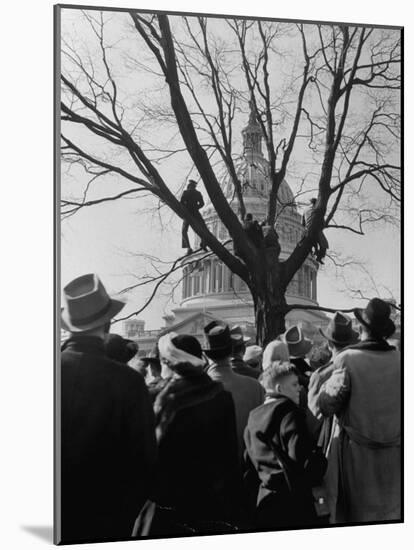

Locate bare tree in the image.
[60,11,401,344]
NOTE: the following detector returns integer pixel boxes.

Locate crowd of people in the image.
[60,273,401,543]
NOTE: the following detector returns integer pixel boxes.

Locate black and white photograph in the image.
[55,3,402,546]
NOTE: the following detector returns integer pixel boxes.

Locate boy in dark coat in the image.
[59,274,157,544]
[244,361,319,530]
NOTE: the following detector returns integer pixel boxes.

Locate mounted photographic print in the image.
[55,3,402,545]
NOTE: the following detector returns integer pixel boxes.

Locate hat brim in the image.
[319,327,359,346]
[231,335,251,344]
[61,297,126,333]
[288,339,312,357]
[203,343,233,356]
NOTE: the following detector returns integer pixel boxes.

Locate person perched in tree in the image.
[180,179,206,255]
[243,213,264,248]
[302,198,329,264]
[261,219,281,254]
[234,213,264,258]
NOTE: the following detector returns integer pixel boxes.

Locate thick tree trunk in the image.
[254,294,287,347]
[252,250,288,347]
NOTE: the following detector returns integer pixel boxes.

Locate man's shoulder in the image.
[233,370,264,392]
[62,350,146,388]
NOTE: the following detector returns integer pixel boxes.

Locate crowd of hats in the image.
[62,274,397,365]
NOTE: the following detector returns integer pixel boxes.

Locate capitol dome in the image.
[169,103,326,340]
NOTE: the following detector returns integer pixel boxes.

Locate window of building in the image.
[217,262,223,292]
[194,273,200,295]
[210,261,217,293]
[298,268,304,296]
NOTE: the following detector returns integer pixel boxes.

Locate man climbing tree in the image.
[302,198,329,265]
[180,179,206,255]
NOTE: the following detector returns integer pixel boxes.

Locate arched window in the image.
[193,272,200,295]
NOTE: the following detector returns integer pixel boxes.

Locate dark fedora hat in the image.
[282,325,312,357]
[355,298,396,339]
[203,321,233,355]
[104,333,138,364]
[61,273,126,332]
[172,334,203,358]
[230,325,251,344]
[319,312,359,345]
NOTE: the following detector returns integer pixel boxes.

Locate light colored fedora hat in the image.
[61,273,126,333]
[282,325,312,357]
[230,325,251,343]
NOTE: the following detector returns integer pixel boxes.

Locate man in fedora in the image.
[230,325,259,379]
[204,321,265,461]
[307,313,359,451]
[59,274,157,543]
[282,326,313,407]
[104,333,139,365]
[180,179,206,255]
[318,298,401,524]
[141,345,164,401]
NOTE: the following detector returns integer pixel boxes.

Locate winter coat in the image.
[318,340,401,523]
[180,188,204,212]
[244,396,318,529]
[291,357,312,409]
[60,335,157,543]
[207,362,265,460]
[134,371,242,537]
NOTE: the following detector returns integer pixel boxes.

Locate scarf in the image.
[154,372,223,443]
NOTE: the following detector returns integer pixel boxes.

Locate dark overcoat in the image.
[244,396,317,529]
[60,335,157,543]
[135,372,242,536]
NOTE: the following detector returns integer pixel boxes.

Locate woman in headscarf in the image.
[133,332,242,537]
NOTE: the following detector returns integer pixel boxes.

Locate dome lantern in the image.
[242,100,264,159]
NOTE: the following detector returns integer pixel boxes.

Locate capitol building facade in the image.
[125,106,328,356]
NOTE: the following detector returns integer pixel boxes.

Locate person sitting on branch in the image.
[302,198,329,265]
[180,179,206,255]
[243,213,264,248]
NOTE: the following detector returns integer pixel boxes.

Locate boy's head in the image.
[261,361,300,405]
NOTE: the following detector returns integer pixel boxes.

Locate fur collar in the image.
[154,373,223,442]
